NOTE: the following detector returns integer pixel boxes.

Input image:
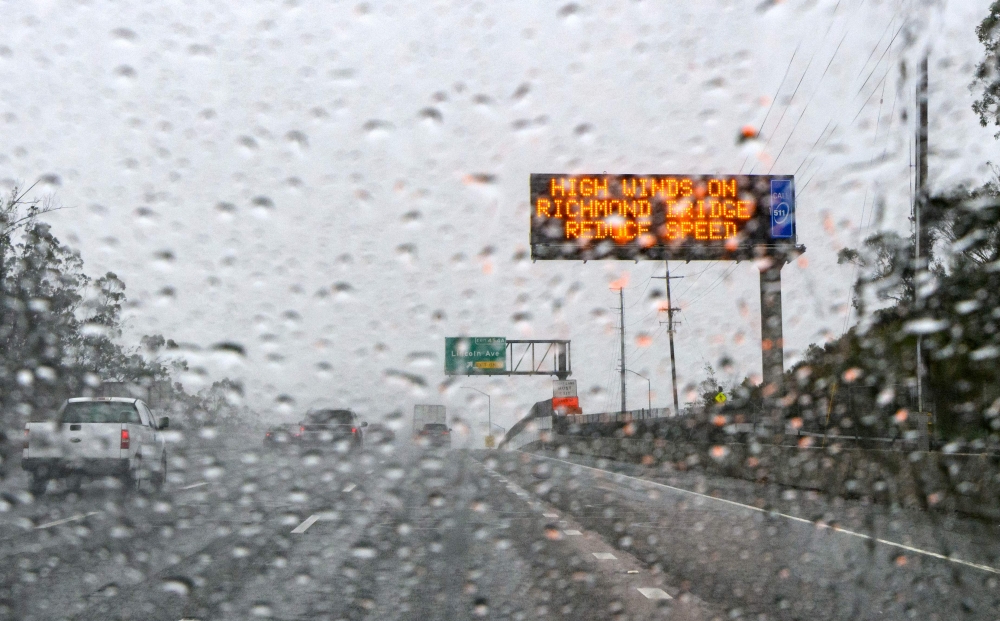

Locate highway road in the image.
[0,432,996,620]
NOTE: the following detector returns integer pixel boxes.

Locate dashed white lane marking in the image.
[563,529,582,536]
[636,587,672,600]
[291,515,320,534]
[543,512,559,518]
[179,481,210,490]
[536,454,1000,576]
[36,512,100,530]
[592,552,617,560]
[342,483,357,492]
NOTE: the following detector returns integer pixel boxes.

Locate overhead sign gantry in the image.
[445,337,571,379]
[529,173,803,398]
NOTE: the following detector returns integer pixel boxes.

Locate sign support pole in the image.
[759,258,785,403]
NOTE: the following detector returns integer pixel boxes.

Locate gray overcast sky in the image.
[1,0,997,435]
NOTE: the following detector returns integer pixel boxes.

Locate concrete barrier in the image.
[545,435,1000,521]
[504,417,551,451]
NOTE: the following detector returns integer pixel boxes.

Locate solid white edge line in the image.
[291,514,320,534]
[180,481,210,490]
[35,512,100,529]
[533,453,1000,575]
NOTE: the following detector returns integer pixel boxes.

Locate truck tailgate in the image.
[24,422,123,461]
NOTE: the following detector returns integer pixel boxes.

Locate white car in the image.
[22,397,168,495]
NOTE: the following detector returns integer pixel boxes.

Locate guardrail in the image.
[503,416,551,451]
[543,434,1000,521]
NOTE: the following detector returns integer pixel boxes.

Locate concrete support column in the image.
[759,259,785,400]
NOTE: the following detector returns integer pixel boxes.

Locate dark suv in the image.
[416,423,451,448]
[298,409,366,450]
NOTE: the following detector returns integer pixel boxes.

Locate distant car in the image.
[263,424,300,447]
[298,409,366,451]
[364,423,396,445]
[22,397,168,495]
[416,423,451,448]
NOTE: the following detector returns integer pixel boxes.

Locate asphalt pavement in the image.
[0,433,996,620]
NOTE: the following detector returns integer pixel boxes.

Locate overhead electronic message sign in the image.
[529,174,797,261]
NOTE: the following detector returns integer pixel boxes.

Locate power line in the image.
[797,164,826,196]
[766,0,880,174]
[672,265,713,299]
[767,28,854,174]
[794,121,836,178]
[842,39,903,336]
[855,21,904,97]
[748,0,859,174]
[851,62,895,124]
[750,48,821,174]
[792,26,899,194]
[744,0,866,174]
[629,323,668,366]
[855,68,892,231]
[789,1,903,179]
[740,44,802,173]
[683,264,740,308]
[853,6,897,83]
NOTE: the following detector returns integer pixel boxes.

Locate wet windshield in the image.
[2,2,1000,620]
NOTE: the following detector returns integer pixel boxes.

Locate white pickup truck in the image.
[22,397,168,495]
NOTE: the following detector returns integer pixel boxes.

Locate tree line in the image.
[697,6,1000,447]
[0,183,257,430]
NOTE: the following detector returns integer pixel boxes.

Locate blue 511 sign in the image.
[770,179,795,239]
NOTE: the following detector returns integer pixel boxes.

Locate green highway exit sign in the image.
[445,337,507,375]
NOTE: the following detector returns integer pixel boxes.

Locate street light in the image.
[462,386,491,442]
[626,370,651,413]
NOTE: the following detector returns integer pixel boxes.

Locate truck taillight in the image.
[120,429,130,449]
[351,427,357,434]
[23,428,28,449]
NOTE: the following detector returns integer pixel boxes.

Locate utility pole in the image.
[915,54,930,451]
[653,261,683,416]
[619,287,627,414]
